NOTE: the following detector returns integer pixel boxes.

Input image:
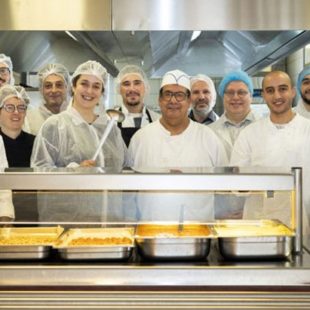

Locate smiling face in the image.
[300,74,310,105]
[262,71,295,121]
[42,74,67,113]
[190,80,213,115]
[120,73,146,112]
[72,74,104,111]
[223,81,252,122]
[159,84,191,132]
[0,97,26,133]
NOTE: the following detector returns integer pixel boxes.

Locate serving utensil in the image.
[91,109,125,161]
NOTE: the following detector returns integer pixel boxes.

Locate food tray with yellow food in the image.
[55,227,134,260]
[135,223,215,260]
[0,226,64,259]
[214,220,294,259]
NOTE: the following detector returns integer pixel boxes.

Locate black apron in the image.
[118,108,154,147]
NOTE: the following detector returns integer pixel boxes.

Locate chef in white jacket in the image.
[294,65,310,119]
[128,69,228,222]
[0,135,15,221]
[231,70,310,234]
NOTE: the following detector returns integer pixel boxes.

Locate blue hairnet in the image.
[297,65,310,95]
[218,70,253,97]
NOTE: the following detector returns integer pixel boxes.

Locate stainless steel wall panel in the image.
[0,0,112,30]
[112,0,310,30]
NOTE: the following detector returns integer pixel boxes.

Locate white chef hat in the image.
[160,70,191,92]
[190,74,217,109]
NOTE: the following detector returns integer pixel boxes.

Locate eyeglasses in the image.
[0,67,10,75]
[161,91,188,102]
[1,104,27,113]
[224,90,249,98]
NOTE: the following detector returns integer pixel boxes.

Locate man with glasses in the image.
[294,65,310,119]
[209,70,259,159]
[128,69,227,168]
[0,53,14,87]
[24,63,70,135]
[0,85,35,167]
[115,65,160,146]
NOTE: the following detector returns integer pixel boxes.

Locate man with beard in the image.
[189,74,219,125]
[0,53,14,87]
[24,63,70,135]
[294,65,310,118]
[115,65,160,146]
[230,71,310,235]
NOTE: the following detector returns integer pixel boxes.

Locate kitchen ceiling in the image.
[1,30,310,85]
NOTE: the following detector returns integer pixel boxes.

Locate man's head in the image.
[38,63,70,114]
[297,66,310,105]
[218,70,253,122]
[262,71,295,118]
[116,65,149,112]
[0,85,29,133]
[0,53,14,87]
[190,74,216,117]
[159,70,191,129]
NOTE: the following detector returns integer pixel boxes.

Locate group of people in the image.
[0,51,310,232]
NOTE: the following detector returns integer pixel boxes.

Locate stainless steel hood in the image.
[1,0,310,80]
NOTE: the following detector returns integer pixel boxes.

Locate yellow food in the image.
[68,236,132,246]
[136,224,211,237]
[0,237,56,245]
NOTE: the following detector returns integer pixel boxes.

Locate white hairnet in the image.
[0,85,29,107]
[0,53,14,85]
[71,60,107,87]
[160,70,191,91]
[38,63,70,91]
[115,65,150,94]
[190,74,217,110]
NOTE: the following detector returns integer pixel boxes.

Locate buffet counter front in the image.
[0,167,309,309]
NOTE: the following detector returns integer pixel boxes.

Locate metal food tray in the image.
[135,223,214,260]
[0,226,64,260]
[214,220,294,259]
[55,227,134,260]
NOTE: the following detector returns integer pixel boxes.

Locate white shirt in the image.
[209,110,258,159]
[294,98,310,119]
[128,119,228,169]
[230,114,310,234]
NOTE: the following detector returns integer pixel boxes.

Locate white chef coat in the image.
[293,98,310,119]
[209,110,259,159]
[230,114,310,234]
[128,119,228,222]
[24,105,53,135]
[128,119,228,169]
[0,135,15,219]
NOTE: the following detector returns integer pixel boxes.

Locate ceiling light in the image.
[65,31,78,42]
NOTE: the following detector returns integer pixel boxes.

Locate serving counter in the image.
[0,167,309,309]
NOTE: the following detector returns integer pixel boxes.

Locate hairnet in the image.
[218,70,253,97]
[160,69,191,92]
[0,85,29,107]
[116,65,150,94]
[297,65,310,95]
[71,60,107,87]
[190,74,217,109]
[0,53,14,85]
[38,63,70,90]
